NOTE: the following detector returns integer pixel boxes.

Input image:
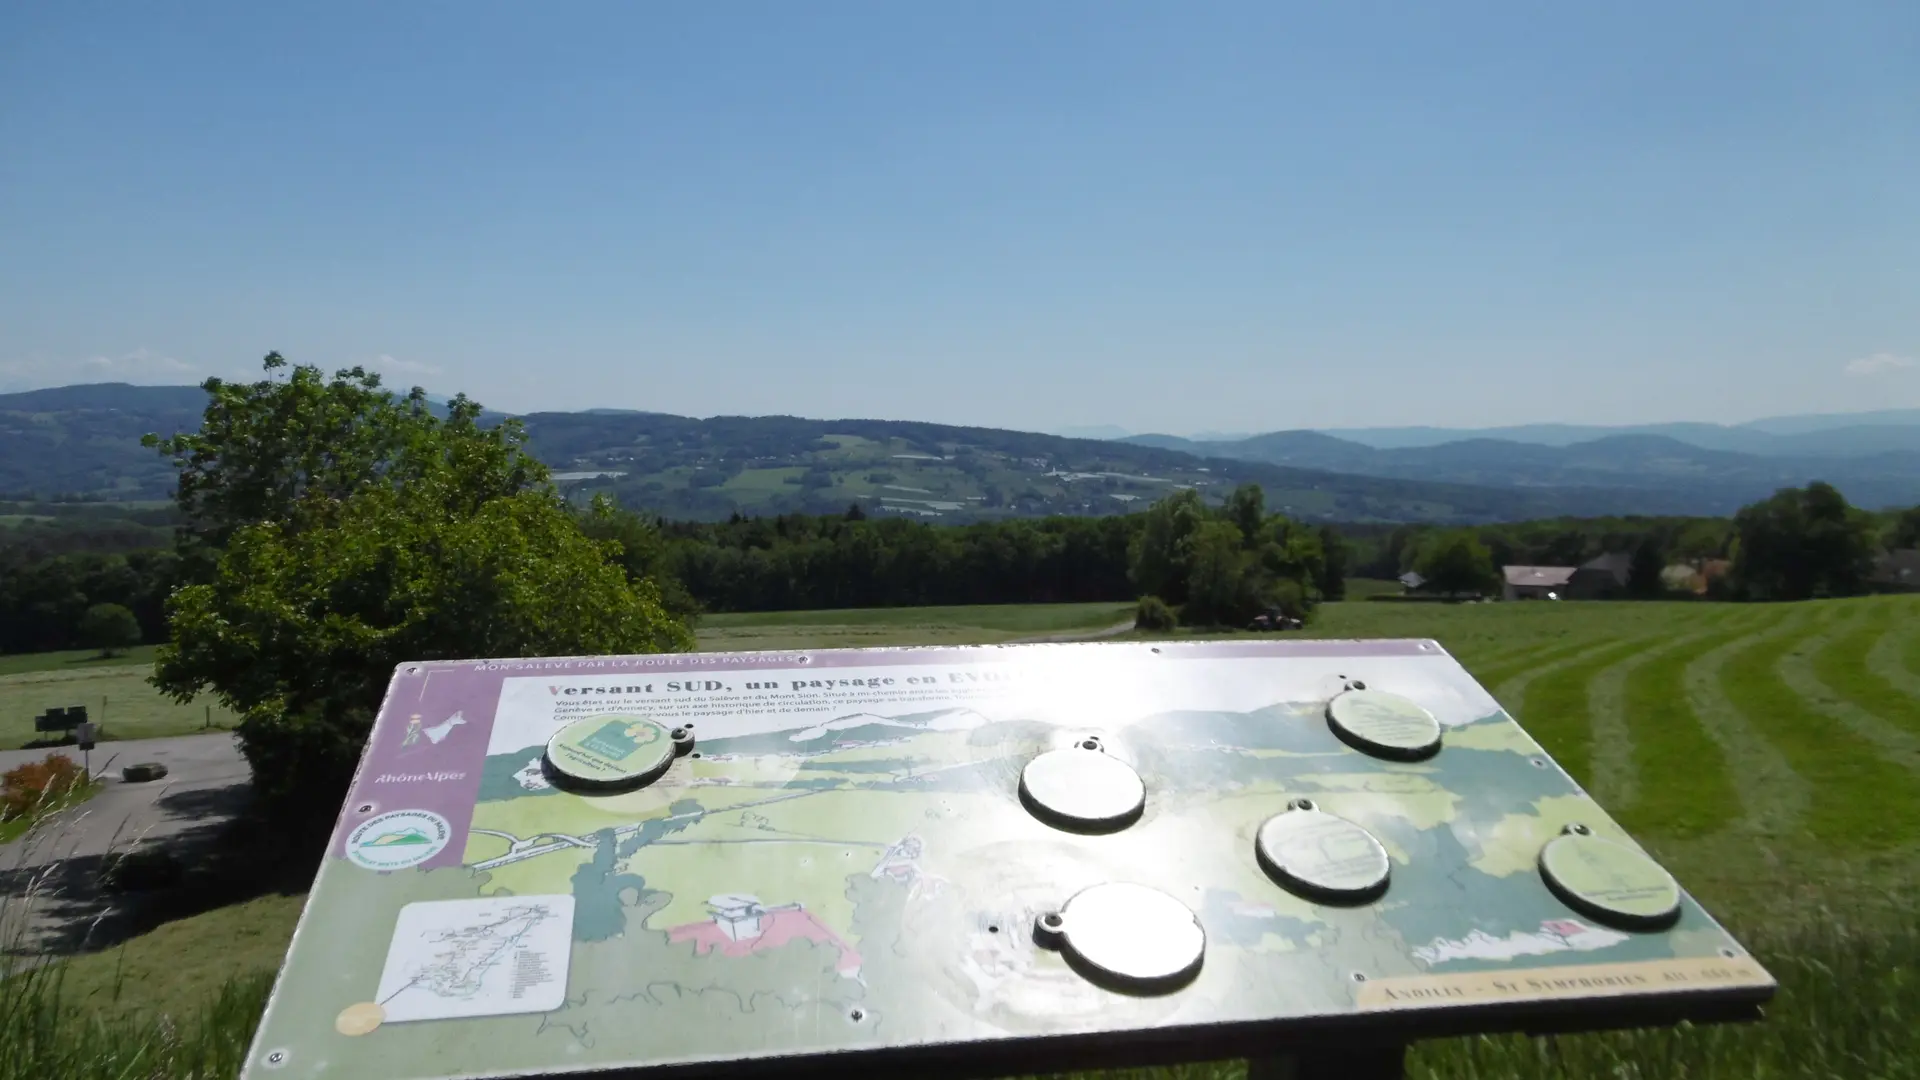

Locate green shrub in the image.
[1134,595,1178,631]
[1,754,86,820]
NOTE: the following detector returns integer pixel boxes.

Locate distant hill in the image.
[1127,429,1920,510]
[1309,409,1920,457]
[0,383,1708,524]
[7,383,1915,521]
[513,410,1681,523]
[0,383,206,499]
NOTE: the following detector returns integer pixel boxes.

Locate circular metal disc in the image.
[1020,747,1146,830]
[544,714,677,789]
[1539,833,1681,930]
[1054,882,1205,986]
[1326,690,1442,760]
[1256,809,1391,902]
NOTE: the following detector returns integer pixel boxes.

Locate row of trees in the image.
[0,548,181,654]
[1371,482,1907,603]
[583,488,1346,620]
[1349,517,1737,583]
[645,511,1136,613]
[0,488,1325,653]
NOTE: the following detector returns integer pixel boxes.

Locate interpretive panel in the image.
[242,639,1773,1080]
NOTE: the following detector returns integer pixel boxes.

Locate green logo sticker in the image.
[346,809,452,871]
[545,714,675,787]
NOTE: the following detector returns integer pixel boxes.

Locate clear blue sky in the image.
[2,2,1915,434]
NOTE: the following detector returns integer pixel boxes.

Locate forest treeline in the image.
[9,492,1917,655]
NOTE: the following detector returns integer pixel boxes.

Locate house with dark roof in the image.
[1568,552,1633,599]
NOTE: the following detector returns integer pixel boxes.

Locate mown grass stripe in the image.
[1471,635,1631,699]
[1786,599,1920,775]
[1816,597,1920,736]
[1613,610,1774,839]
[1451,635,1579,674]
[1719,602,1920,850]
[1682,607,1811,842]
[1583,644,1652,811]
[1513,636,1663,788]
[1466,605,1725,694]
[1865,598,1920,703]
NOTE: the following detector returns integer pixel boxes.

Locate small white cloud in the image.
[81,347,198,378]
[1845,352,1917,376]
[0,347,197,390]
[371,354,444,376]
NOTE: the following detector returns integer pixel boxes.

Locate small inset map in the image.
[374,896,574,1023]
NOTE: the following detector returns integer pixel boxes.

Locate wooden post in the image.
[1248,1045,1406,1080]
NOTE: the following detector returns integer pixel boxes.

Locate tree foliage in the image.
[1627,538,1668,598]
[1346,516,1736,582]
[1892,505,1920,551]
[1412,531,1499,596]
[1133,595,1178,631]
[1317,525,1349,601]
[1730,482,1878,601]
[149,355,691,825]
[78,602,141,657]
[1126,485,1328,626]
[144,354,543,545]
[0,549,175,653]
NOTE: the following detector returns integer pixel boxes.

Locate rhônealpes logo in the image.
[346,809,452,871]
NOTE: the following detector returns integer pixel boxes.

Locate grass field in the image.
[5,595,1920,1078]
[0,645,162,678]
[0,658,236,750]
[693,600,1135,651]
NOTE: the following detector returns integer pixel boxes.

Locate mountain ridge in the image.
[6,383,1918,520]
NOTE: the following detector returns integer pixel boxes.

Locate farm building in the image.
[1503,554,1633,601]
[1569,552,1632,599]
[1503,565,1577,601]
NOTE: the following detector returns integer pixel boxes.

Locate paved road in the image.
[1,732,250,956]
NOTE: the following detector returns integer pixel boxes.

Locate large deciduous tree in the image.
[1730,482,1877,601]
[1412,531,1499,597]
[79,602,141,657]
[148,355,691,825]
[1127,485,1327,626]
